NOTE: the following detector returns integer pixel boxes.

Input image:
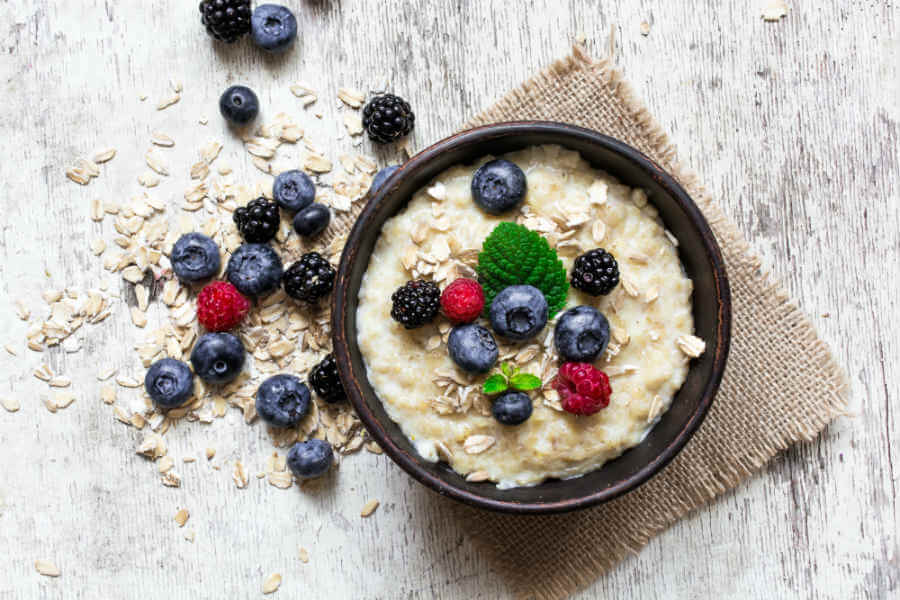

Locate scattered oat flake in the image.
[157,93,180,110]
[93,148,116,163]
[174,508,190,527]
[205,447,216,460]
[762,0,788,21]
[34,560,60,577]
[161,471,182,487]
[268,471,293,489]
[53,391,75,409]
[343,113,363,136]
[185,530,196,542]
[151,132,175,147]
[145,150,169,176]
[233,460,249,488]
[117,375,141,388]
[262,573,282,594]
[304,154,332,173]
[48,376,71,388]
[360,499,380,517]
[298,547,309,563]
[1,397,20,412]
[640,21,651,35]
[66,167,90,185]
[337,87,365,108]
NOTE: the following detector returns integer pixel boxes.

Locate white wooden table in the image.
[1,1,896,598]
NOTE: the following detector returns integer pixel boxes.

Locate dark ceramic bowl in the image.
[333,122,731,514]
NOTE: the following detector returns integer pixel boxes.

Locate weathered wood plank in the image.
[0,1,896,598]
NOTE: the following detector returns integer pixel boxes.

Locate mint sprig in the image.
[481,362,543,395]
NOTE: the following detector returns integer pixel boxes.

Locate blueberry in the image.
[447,324,498,374]
[554,305,610,363]
[273,169,315,213]
[171,232,220,283]
[489,285,548,341]
[250,4,297,53]
[368,165,399,196]
[287,439,333,479]
[492,391,533,425]
[255,374,311,428]
[292,203,331,238]
[226,243,283,298]
[144,358,194,409]
[471,159,527,214]
[219,85,259,126]
[190,332,245,384]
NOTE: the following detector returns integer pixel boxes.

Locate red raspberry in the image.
[440,278,485,323]
[553,362,612,416]
[197,281,250,332]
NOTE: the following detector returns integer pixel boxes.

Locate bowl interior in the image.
[333,122,730,513]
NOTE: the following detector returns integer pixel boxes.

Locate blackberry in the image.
[362,94,415,144]
[233,198,280,243]
[309,353,345,403]
[571,248,620,296]
[282,252,336,302]
[390,279,440,329]
[199,0,251,43]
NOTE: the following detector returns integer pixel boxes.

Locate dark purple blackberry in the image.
[309,353,345,403]
[390,279,440,329]
[361,94,415,144]
[199,0,251,43]
[233,198,280,243]
[571,248,620,296]
[282,252,336,303]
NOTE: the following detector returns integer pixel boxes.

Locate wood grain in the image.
[0,1,896,598]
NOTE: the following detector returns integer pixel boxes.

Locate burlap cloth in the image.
[335,45,849,599]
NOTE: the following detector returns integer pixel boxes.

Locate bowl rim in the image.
[332,121,731,514]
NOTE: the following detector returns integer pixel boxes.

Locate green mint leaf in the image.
[509,373,542,391]
[500,362,513,379]
[482,374,509,395]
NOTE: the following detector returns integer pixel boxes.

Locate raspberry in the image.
[197,281,250,332]
[553,362,612,416]
[440,278,485,323]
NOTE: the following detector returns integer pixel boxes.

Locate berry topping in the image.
[233,198,280,243]
[362,94,415,144]
[390,279,440,329]
[292,203,331,238]
[309,353,345,403]
[571,248,620,296]
[144,358,194,409]
[491,390,533,426]
[171,232,221,283]
[287,439,333,479]
[250,4,297,53]
[447,324,498,374]
[199,0,251,43]
[197,281,250,331]
[368,165,399,197]
[554,306,610,363]
[226,243,284,298]
[219,85,259,125]
[488,285,548,341]
[282,252,336,303]
[255,374,311,428]
[440,278,485,323]
[273,169,315,213]
[476,222,568,318]
[553,362,612,416]
[471,159,527,215]
[190,332,246,384]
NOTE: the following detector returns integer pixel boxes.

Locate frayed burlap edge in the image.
[449,45,850,600]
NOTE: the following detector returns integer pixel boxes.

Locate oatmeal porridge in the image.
[356,144,705,488]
